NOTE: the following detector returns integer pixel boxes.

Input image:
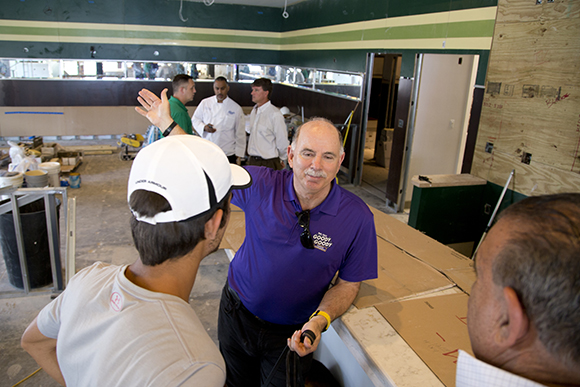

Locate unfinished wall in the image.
[470,0,580,195]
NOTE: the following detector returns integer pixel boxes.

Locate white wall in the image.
[404,54,478,202]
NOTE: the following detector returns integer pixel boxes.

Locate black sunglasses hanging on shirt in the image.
[296,210,314,249]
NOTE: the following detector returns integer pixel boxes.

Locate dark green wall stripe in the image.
[0,1,283,32]
[283,0,498,31]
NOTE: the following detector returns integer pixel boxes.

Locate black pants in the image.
[247,155,283,170]
[218,282,312,387]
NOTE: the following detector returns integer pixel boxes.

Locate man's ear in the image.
[338,151,346,168]
[500,286,530,346]
[204,209,223,241]
[287,146,294,169]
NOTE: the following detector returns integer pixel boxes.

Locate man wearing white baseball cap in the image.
[21,90,251,387]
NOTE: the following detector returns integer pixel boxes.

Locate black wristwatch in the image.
[163,121,178,137]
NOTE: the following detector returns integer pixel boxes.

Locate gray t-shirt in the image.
[37,262,225,387]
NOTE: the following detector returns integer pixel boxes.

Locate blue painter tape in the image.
[5,111,64,115]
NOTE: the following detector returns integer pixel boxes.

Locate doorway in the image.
[360,52,480,212]
[402,53,479,205]
[361,54,402,199]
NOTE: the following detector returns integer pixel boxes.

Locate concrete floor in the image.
[0,146,407,387]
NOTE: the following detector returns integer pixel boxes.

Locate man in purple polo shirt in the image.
[218,118,378,387]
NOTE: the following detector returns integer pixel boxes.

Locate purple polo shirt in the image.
[229,166,378,325]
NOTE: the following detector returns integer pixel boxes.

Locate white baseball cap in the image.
[127,135,251,224]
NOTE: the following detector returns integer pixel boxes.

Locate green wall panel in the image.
[407,181,526,248]
[280,49,368,74]
[0,40,279,64]
[0,0,281,31]
[408,184,487,245]
[123,2,281,31]
[280,20,494,45]
[283,0,497,30]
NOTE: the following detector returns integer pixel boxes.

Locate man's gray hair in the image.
[290,117,345,155]
[492,193,580,368]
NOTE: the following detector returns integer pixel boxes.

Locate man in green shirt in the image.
[169,74,198,136]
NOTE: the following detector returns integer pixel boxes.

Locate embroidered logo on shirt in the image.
[228,110,235,115]
[110,292,124,312]
[313,232,333,252]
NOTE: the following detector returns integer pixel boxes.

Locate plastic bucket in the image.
[38,162,61,187]
[0,171,24,188]
[0,172,24,200]
[24,170,48,188]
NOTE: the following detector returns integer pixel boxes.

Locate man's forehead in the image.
[298,122,341,149]
[303,121,339,138]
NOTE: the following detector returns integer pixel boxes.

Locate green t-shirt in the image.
[168,96,195,136]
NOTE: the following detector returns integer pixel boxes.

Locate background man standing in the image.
[192,76,246,164]
[458,193,580,387]
[169,74,198,136]
[246,78,288,170]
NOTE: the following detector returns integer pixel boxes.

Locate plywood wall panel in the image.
[478,95,579,168]
[471,0,580,195]
[496,0,580,23]
[471,147,580,196]
[487,20,580,81]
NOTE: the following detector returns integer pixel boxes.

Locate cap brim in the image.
[230,164,252,190]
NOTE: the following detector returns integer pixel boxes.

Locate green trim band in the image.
[0,6,497,52]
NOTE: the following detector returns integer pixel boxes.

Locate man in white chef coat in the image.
[192,76,246,164]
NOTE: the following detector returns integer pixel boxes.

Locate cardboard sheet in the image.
[353,237,454,309]
[369,206,475,293]
[376,293,473,387]
[221,210,246,252]
[444,267,477,295]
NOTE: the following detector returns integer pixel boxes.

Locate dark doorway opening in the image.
[362,53,402,200]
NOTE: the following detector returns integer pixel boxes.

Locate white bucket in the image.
[38,162,61,187]
[0,172,24,200]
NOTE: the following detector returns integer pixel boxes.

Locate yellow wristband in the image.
[309,310,331,332]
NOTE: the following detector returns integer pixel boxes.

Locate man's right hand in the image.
[135,88,185,136]
[205,124,217,133]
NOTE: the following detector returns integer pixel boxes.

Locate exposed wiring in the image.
[179,0,188,22]
[11,368,42,387]
[282,0,289,18]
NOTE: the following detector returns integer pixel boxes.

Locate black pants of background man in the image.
[218,282,313,387]
[247,155,283,170]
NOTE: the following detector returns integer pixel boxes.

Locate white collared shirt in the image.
[247,100,288,160]
[191,95,246,157]
[456,350,547,387]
